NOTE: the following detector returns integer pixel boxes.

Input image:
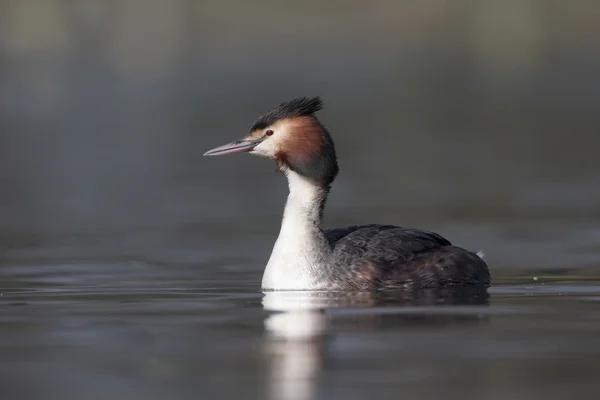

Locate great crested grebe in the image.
[204,97,491,291]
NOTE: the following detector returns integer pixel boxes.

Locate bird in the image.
[204,97,491,291]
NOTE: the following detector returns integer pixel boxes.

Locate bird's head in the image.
[204,97,339,186]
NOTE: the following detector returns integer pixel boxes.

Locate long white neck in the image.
[261,170,332,290]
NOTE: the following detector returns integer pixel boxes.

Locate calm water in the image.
[2,221,600,400]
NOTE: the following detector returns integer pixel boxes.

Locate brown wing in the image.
[325,225,490,289]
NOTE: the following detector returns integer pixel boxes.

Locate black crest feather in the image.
[250,97,323,132]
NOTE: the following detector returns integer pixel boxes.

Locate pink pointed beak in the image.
[203,138,263,156]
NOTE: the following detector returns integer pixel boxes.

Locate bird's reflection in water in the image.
[261,287,489,400]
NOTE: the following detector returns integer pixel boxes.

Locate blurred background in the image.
[1,0,599,236]
[1,1,600,399]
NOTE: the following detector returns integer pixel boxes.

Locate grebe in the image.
[204,97,491,291]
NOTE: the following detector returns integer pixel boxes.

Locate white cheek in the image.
[251,139,278,158]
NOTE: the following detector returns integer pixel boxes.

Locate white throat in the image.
[261,170,332,290]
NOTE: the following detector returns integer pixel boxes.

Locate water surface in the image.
[2,225,600,400]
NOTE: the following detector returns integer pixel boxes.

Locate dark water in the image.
[2,2,600,399]
[2,225,600,400]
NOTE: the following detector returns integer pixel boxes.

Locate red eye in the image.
[265,130,274,136]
